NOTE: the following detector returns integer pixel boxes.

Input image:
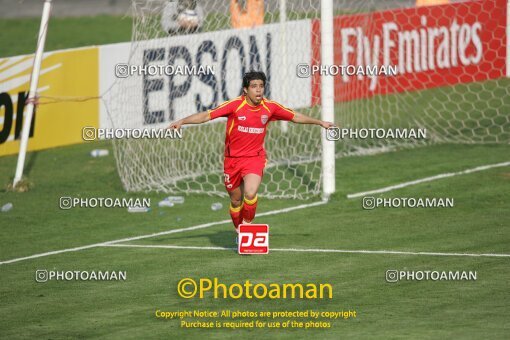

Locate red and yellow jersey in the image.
[208,95,295,157]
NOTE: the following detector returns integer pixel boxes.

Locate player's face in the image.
[244,79,265,105]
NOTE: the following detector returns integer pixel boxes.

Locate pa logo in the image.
[238,224,269,254]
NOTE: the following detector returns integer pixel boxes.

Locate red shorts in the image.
[223,155,266,192]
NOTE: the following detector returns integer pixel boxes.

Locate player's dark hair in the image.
[242,71,266,89]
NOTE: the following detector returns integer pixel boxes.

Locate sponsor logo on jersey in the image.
[237,125,265,134]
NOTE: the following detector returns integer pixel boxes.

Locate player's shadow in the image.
[152,229,312,253]
[151,231,236,251]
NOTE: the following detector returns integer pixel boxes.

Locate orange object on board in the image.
[416,0,449,6]
[230,0,264,28]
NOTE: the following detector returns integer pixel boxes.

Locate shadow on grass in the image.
[147,229,312,252]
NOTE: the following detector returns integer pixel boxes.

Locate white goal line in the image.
[347,160,510,199]
[102,243,510,258]
[0,200,327,265]
[2,160,509,265]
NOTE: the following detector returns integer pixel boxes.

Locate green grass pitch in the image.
[0,141,509,339]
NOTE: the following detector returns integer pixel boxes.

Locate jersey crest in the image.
[261,114,269,124]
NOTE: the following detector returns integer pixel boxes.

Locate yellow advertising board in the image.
[0,47,99,156]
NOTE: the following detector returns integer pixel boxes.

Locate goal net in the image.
[104,0,510,199]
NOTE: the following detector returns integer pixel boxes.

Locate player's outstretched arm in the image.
[167,111,210,129]
[291,112,336,129]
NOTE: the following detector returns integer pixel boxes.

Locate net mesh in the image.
[104,0,510,198]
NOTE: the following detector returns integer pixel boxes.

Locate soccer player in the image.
[168,71,334,236]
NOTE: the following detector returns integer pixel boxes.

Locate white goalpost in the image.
[320,0,335,199]
[13,0,52,188]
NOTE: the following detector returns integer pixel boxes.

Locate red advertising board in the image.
[311,0,507,104]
